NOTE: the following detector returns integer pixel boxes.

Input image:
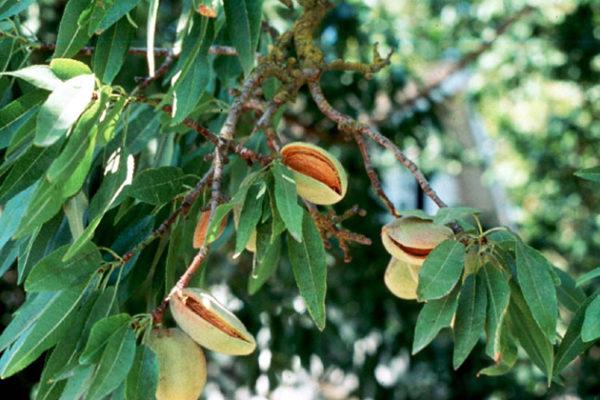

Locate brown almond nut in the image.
[193,210,226,249]
[147,328,207,400]
[381,216,453,266]
[384,257,421,300]
[281,142,347,205]
[170,288,256,355]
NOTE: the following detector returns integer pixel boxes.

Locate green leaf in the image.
[554,267,586,313]
[50,58,93,80]
[515,241,558,343]
[36,293,97,400]
[248,223,281,295]
[170,15,216,123]
[60,365,95,399]
[397,209,434,220]
[0,185,35,251]
[14,179,65,239]
[46,98,102,184]
[453,272,487,369]
[574,166,600,182]
[246,0,263,53]
[0,289,85,378]
[582,294,600,342]
[25,241,102,292]
[0,90,47,141]
[434,207,479,225]
[0,0,35,19]
[127,166,186,205]
[576,266,600,287]
[92,18,133,84]
[146,0,159,76]
[0,292,57,351]
[223,0,256,75]
[86,324,136,400]
[63,150,134,261]
[125,345,159,400]
[508,282,554,382]
[35,74,96,146]
[53,0,93,58]
[478,323,518,377]
[417,240,465,301]
[0,65,63,91]
[0,139,62,204]
[287,211,327,330]
[272,161,303,242]
[235,181,265,255]
[481,263,510,359]
[97,0,141,31]
[79,314,132,365]
[554,297,595,375]
[412,287,459,354]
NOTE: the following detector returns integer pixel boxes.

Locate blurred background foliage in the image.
[2,0,600,398]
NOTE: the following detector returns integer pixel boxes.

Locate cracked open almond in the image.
[170,288,256,355]
[147,328,207,400]
[381,216,452,266]
[281,142,347,205]
[384,257,420,300]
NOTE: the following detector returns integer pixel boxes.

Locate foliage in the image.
[0,0,599,399]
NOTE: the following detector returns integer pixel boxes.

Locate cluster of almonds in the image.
[148,290,256,400]
[150,143,348,399]
[381,216,453,299]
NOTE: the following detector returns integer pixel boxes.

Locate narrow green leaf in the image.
[453,273,487,369]
[0,0,35,19]
[35,74,95,146]
[515,241,558,343]
[127,166,186,205]
[79,314,132,365]
[481,263,510,359]
[554,267,586,313]
[46,98,102,183]
[412,287,459,354]
[97,0,141,31]
[0,139,62,204]
[576,266,600,287]
[0,292,57,351]
[272,161,303,242]
[125,345,159,400]
[248,223,281,295]
[223,0,254,75]
[53,0,93,58]
[555,297,595,375]
[86,324,136,400]
[417,240,465,300]
[0,65,63,91]
[170,15,216,123]
[478,322,518,377]
[25,241,102,292]
[574,166,600,182]
[50,58,93,80]
[0,185,35,251]
[0,90,46,140]
[287,211,327,330]
[582,294,600,342]
[246,0,263,53]
[0,289,84,378]
[14,179,65,239]
[60,365,95,400]
[508,282,554,382]
[146,0,159,76]
[93,18,133,84]
[434,207,479,225]
[235,182,265,255]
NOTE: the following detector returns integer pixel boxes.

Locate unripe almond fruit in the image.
[193,210,226,249]
[147,328,207,400]
[381,216,453,266]
[170,288,256,355]
[281,142,347,205]
[384,257,420,300]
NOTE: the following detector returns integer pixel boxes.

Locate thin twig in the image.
[307,80,448,209]
[353,132,399,217]
[28,43,239,57]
